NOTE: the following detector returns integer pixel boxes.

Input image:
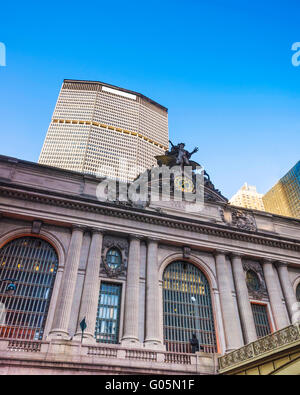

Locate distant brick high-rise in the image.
[229,183,265,211]
[263,161,300,219]
[39,79,169,181]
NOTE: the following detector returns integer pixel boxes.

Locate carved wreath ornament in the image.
[243,261,268,300]
[101,238,128,277]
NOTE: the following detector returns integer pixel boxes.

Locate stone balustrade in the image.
[0,338,219,374]
[7,339,42,353]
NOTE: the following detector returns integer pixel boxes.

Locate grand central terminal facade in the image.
[0,152,300,375]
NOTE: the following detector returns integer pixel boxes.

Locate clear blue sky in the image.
[0,0,299,198]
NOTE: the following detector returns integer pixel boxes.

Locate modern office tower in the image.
[263,161,300,219]
[229,183,265,211]
[38,79,169,181]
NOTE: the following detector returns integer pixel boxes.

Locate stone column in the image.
[263,259,289,330]
[215,250,243,352]
[144,238,163,348]
[49,225,85,339]
[74,229,103,342]
[231,253,257,344]
[276,261,298,322]
[121,235,141,346]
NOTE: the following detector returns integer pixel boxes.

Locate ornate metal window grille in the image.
[251,303,271,338]
[296,284,300,302]
[0,236,58,340]
[106,248,122,270]
[163,261,217,354]
[95,282,121,344]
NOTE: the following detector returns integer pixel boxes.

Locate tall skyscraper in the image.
[263,161,300,219]
[229,183,265,211]
[39,79,169,181]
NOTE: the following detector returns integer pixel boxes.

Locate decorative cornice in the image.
[0,185,300,253]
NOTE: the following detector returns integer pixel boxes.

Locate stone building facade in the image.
[0,155,300,375]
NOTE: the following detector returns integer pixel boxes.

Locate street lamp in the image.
[190,296,202,353]
[190,296,198,330]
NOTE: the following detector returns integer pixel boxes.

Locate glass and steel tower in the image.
[263,161,300,219]
[39,79,169,181]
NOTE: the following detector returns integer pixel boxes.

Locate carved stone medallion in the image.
[243,261,268,300]
[101,236,128,277]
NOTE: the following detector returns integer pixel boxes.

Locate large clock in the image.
[174,175,194,193]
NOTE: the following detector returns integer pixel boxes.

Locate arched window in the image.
[0,236,58,340]
[106,248,122,270]
[296,283,300,302]
[163,261,217,354]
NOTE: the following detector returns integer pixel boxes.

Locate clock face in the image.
[174,175,194,193]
